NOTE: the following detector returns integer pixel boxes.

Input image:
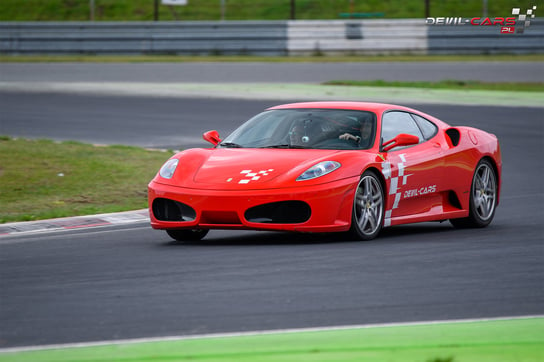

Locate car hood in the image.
[167,148,367,190]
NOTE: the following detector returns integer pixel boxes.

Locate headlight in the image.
[159,159,179,179]
[296,161,341,181]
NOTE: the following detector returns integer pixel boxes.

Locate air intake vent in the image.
[152,198,196,222]
[445,128,461,147]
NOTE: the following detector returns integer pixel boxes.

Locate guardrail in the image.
[427,21,544,54]
[287,20,427,55]
[0,21,288,56]
[1,20,542,55]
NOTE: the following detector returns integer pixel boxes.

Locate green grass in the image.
[1,317,542,362]
[0,137,171,223]
[0,0,538,21]
[323,80,544,92]
[1,54,544,63]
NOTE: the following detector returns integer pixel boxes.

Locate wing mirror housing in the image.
[203,130,221,146]
[382,134,419,152]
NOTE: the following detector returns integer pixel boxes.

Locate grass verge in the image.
[0,0,536,21]
[1,317,542,362]
[0,137,171,223]
[323,79,544,92]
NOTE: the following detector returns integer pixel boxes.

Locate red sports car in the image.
[148,102,501,241]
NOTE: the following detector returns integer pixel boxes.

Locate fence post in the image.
[90,0,95,21]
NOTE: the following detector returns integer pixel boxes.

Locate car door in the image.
[380,111,444,223]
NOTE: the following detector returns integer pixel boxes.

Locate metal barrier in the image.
[287,20,427,55]
[0,21,288,55]
[0,20,542,55]
[427,19,544,54]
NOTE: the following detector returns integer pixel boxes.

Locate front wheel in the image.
[349,171,384,240]
[166,229,209,242]
[450,159,497,228]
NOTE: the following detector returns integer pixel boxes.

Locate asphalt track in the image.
[2,61,543,83]
[0,62,543,348]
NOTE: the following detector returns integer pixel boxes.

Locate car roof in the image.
[267,101,415,114]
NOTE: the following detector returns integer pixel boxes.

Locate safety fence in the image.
[1,20,542,55]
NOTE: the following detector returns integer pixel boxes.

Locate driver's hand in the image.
[339,133,355,140]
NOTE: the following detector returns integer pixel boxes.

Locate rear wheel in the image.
[349,171,384,240]
[166,229,209,242]
[450,159,497,228]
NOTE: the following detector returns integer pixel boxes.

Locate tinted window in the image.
[381,111,423,146]
[411,114,438,140]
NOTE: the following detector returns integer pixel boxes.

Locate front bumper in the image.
[148,177,359,233]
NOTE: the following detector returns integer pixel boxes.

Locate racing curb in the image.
[0,209,149,237]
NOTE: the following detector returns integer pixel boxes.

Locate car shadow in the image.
[379,222,455,239]
[158,222,457,247]
[160,231,340,246]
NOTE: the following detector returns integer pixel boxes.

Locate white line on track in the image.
[0,225,152,245]
[1,315,542,353]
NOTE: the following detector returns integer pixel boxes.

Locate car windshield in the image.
[219,109,377,150]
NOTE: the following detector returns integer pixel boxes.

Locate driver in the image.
[339,118,373,147]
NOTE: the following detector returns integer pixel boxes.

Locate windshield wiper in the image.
[219,142,243,148]
[262,144,306,149]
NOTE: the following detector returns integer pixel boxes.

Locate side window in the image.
[411,114,438,140]
[381,111,424,145]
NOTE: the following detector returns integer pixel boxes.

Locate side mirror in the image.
[381,133,419,152]
[203,130,221,146]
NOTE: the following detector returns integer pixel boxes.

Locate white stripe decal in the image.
[381,153,409,226]
[382,162,391,180]
[384,210,392,227]
[389,177,398,195]
[393,193,401,209]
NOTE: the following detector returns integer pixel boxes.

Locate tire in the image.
[166,229,209,242]
[450,159,497,228]
[349,171,384,240]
